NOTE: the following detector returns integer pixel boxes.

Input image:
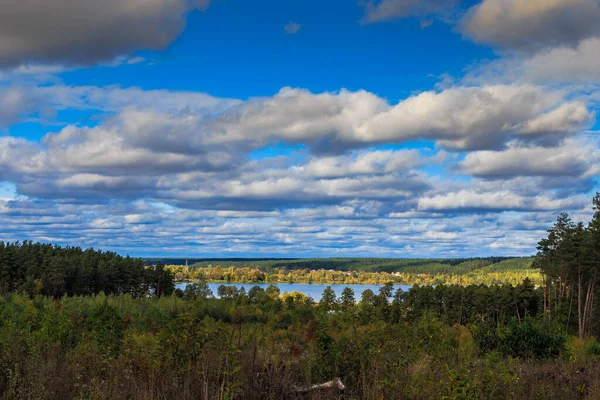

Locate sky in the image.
[0,0,599,258]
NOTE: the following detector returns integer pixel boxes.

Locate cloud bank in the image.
[0,0,597,257]
[460,0,600,51]
[0,0,211,67]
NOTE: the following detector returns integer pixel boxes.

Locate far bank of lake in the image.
[175,282,412,301]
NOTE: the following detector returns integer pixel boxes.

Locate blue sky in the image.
[58,0,491,98]
[0,0,598,257]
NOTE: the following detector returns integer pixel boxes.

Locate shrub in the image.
[499,318,566,359]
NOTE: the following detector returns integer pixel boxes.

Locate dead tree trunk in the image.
[292,378,345,394]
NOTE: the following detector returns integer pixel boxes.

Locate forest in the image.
[165,256,540,287]
[165,257,523,273]
[0,242,174,298]
[0,193,599,399]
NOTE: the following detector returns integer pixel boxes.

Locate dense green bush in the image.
[499,319,567,359]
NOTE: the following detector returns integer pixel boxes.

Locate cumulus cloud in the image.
[460,0,600,51]
[160,163,430,212]
[0,86,48,128]
[515,102,593,140]
[356,85,591,150]
[460,139,599,178]
[0,121,433,209]
[0,81,593,219]
[0,137,47,176]
[39,111,243,177]
[206,85,591,151]
[42,85,239,114]
[0,0,211,67]
[462,38,600,94]
[1,83,591,153]
[0,78,595,257]
[300,150,423,178]
[418,189,586,212]
[0,195,576,257]
[0,0,595,259]
[362,0,462,23]
[0,83,239,131]
[520,38,600,82]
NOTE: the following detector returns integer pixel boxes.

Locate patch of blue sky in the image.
[146,201,179,214]
[0,181,18,199]
[8,109,104,141]
[249,143,308,162]
[369,140,437,152]
[55,0,495,100]
[6,121,57,141]
[54,108,108,126]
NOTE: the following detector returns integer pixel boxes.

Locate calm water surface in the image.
[175,282,412,301]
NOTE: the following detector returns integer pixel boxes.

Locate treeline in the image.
[185,256,529,274]
[166,262,541,286]
[203,278,541,330]
[0,241,174,298]
[0,280,597,399]
[535,193,600,338]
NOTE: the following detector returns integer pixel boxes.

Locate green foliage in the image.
[499,319,567,360]
[87,300,123,351]
[534,193,600,338]
[0,241,174,298]
[165,256,540,286]
[0,283,598,399]
[319,286,337,312]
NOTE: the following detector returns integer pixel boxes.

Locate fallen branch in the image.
[292,378,345,393]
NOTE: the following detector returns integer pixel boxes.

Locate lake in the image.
[175,282,412,301]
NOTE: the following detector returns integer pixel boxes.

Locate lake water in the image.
[175,282,412,301]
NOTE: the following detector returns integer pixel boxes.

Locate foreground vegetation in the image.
[166,256,541,287]
[3,280,600,400]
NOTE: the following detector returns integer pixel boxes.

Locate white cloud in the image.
[0,0,212,67]
[0,76,595,257]
[207,85,591,151]
[418,189,587,212]
[460,0,600,51]
[418,190,526,211]
[41,85,239,114]
[362,0,462,23]
[0,86,47,128]
[0,191,592,257]
[358,85,591,149]
[521,38,600,82]
[515,101,593,140]
[1,83,591,156]
[464,38,600,87]
[0,83,240,129]
[460,139,599,178]
[422,231,459,240]
[301,149,422,178]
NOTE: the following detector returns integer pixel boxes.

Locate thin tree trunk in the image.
[583,280,592,336]
[567,287,574,332]
[583,280,595,337]
[543,282,548,320]
[578,264,583,339]
[587,286,595,336]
